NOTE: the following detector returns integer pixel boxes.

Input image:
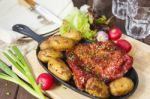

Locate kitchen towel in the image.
[0,0,73,43]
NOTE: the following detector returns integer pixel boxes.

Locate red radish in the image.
[36,73,54,90]
[117,39,132,53]
[108,27,122,40]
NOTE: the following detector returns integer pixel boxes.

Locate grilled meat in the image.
[67,52,93,90]
[66,41,133,90]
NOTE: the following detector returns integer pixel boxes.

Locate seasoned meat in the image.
[67,52,92,90]
[66,41,133,90]
[71,41,133,81]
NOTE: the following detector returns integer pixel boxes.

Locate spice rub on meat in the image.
[66,41,133,90]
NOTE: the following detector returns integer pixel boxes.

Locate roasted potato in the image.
[109,77,134,96]
[48,57,72,81]
[61,30,81,41]
[85,77,110,98]
[40,39,50,50]
[38,49,63,63]
[48,35,75,51]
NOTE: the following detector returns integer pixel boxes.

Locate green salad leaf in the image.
[96,15,114,25]
[96,15,107,24]
[60,8,96,40]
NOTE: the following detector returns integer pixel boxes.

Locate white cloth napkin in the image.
[0,0,73,43]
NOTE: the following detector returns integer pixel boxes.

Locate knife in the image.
[24,0,62,26]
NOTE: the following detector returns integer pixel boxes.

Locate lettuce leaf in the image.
[60,8,96,40]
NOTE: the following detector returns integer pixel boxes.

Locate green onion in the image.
[0,46,46,99]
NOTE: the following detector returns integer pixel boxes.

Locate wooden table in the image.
[0,0,150,99]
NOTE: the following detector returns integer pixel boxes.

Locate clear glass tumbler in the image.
[112,0,128,20]
[125,0,150,39]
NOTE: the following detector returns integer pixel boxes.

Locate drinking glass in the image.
[125,0,150,39]
[93,0,111,17]
[112,0,128,20]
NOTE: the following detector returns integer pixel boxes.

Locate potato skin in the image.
[85,77,110,98]
[38,49,63,63]
[61,30,81,41]
[40,39,50,50]
[49,35,75,51]
[109,77,134,96]
[48,57,72,81]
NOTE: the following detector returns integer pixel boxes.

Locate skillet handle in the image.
[12,24,44,43]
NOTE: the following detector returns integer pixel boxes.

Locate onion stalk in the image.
[0,46,46,99]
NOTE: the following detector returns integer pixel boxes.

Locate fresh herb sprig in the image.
[96,15,114,25]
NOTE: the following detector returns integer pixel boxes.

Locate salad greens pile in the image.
[96,15,107,24]
[0,46,46,99]
[60,8,96,40]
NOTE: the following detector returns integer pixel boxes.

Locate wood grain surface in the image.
[0,79,18,99]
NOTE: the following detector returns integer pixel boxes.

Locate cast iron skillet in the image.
[12,24,139,99]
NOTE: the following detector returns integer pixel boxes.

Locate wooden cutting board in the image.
[13,34,150,99]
